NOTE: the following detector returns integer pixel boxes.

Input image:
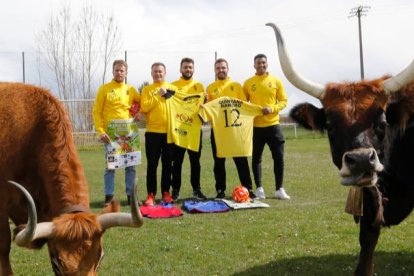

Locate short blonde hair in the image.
[113,60,128,70]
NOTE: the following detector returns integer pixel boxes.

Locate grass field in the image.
[10,136,414,275]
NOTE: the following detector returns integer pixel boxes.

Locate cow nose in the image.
[343,148,378,174]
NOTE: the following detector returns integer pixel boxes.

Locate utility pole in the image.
[349,6,370,80]
[22,51,26,83]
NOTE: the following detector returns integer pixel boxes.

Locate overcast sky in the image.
[1,0,414,113]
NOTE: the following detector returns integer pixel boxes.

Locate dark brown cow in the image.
[0,83,144,275]
[266,23,414,275]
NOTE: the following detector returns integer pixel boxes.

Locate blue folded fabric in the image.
[183,200,230,213]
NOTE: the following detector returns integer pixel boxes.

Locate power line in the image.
[349,6,370,80]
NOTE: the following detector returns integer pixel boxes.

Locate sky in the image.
[1,0,414,113]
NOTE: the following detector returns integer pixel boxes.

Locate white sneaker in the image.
[256,187,266,199]
[275,188,290,200]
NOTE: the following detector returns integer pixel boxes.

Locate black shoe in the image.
[127,195,131,205]
[193,190,207,200]
[249,190,257,200]
[172,190,180,201]
[215,190,225,199]
[104,195,114,207]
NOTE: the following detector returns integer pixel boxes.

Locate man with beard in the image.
[243,54,290,200]
[205,58,256,200]
[92,59,141,206]
[170,57,208,201]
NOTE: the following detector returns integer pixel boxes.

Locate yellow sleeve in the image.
[243,80,250,101]
[141,85,161,113]
[272,79,288,113]
[235,83,247,101]
[131,86,141,104]
[92,87,106,136]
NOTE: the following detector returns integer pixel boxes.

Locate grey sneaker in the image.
[256,187,266,199]
[275,188,290,200]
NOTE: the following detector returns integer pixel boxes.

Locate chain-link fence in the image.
[60,99,99,148]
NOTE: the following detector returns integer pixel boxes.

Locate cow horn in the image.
[98,180,143,230]
[9,181,56,246]
[266,22,326,99]
[383,60,414,94]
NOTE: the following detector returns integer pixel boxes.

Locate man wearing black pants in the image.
[206,58,256,199]
[141,62,178,205]
[243,54,290,200]
[210,131,254,198]
[171,58,207,201]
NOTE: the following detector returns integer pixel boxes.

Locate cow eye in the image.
[374,114,388,139]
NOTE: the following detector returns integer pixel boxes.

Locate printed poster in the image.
[106,119,141,169]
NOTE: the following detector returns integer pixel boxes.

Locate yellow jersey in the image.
[198,96,262,157]
[172,77,205,95]
[92,80,140,136]
[141,81,178,133]
[206,78,246,102]
[243,73,287,127]
[166,91,205,151]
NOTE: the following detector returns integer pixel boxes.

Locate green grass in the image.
[10,137,414,275]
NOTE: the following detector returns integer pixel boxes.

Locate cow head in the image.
[10,181,143,275]
[266,22,414,187]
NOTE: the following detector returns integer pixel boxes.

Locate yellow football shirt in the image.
[166,91,205,151]
[243,73,287,127]
[172,77,204,95]
[141,81,178,133]
[198,96,263,157]
[206,78,246,102]
[92,80,140,136]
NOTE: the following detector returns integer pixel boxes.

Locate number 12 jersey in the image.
[198,96,262,158]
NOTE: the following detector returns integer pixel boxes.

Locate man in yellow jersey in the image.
[92,60,141,206]
[141,62,177,206]
[171,57,207,201]
[243,54,290,200]
[206,58,256,199]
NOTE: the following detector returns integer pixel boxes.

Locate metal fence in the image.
[60,99,99,148]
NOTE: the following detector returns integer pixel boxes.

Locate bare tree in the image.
[37,7,73,99]
[36,4,123,138]
[101,15,121,84]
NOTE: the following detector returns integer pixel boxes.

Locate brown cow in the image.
[0,83,144,275]
[266,23,414,275]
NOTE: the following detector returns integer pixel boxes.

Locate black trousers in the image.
[171,134,202,193]
[211,130,253,192]
[145,132,173,195]
[252,125,285,190]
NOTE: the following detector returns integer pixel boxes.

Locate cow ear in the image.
[290,103,326,132]
[386,101,413,131]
